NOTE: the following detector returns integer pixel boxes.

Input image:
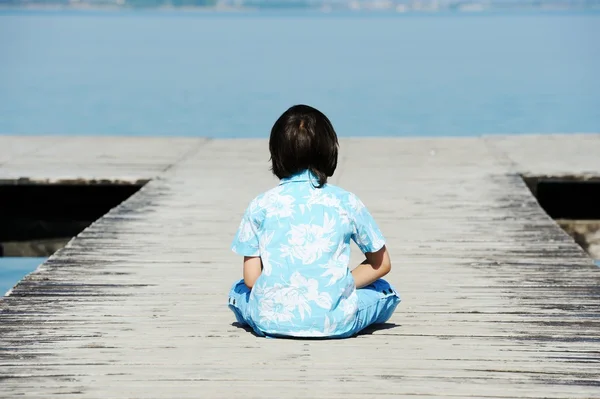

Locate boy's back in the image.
[228,104,400,339]
[231,170,385,337]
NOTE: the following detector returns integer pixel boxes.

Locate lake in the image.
[0,258,46,296]
[0,10,599,137]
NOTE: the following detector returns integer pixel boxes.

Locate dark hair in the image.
[269,104,339,188]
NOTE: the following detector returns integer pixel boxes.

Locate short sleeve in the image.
[231,199,262,257]
[349,194,386,254]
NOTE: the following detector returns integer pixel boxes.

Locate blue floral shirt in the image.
[231,169,385,337]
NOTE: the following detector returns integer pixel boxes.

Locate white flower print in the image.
[320,243,350,286]
[323,316,338,335]
[237,218,256,243]
[257,284,295,325]
[339,292,359,324]
[247,197,261,215]
[305,189,341,209]
[321,266,346,287]
[258,186,295,219]
[305,190,352,226]
[281,213,336,264]
[369,225,385,251]
[259,231,275,276]
[250,282,268,298]
[353,225,371,251]
[283,272,333,320]
[337,208,351,226]
[348,193,366,214]
[259,296,294,324]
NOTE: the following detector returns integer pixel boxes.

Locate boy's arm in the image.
[351,246,391,289]
[243,256,262,289]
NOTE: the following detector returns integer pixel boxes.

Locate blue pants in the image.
[228,279,401,338]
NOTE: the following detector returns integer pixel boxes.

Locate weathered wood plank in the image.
[0,136,206,181]
[0,134,599,398]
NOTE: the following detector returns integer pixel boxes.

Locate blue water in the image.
[0,258,46,296]
[0,10,599,137]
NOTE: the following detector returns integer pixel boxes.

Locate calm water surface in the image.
[0,10,599,137]
[0,258,46,296]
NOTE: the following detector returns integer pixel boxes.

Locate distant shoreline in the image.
[0,5,248,12]
[1,4,599,13]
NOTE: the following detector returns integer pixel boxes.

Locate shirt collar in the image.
[279,169,317,185]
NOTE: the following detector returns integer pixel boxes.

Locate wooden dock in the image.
[1,134,599,398]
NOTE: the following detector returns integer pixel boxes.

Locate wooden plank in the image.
[486,133,600,177]
[0,136,206,181]
[0,136,65,165]
[0,134,599,398]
